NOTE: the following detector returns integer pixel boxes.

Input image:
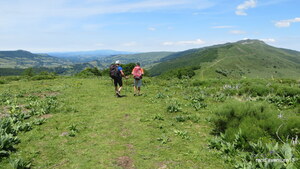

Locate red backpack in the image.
[132,66,142,80]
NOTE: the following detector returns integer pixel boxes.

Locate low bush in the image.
[211,101,299,144]
[76,67,101,78]
[239,84,271,97]
[276,86,300,97]
[30,72,57,80]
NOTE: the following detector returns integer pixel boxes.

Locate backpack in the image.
[132,66,142,80]
[109,64,119,78]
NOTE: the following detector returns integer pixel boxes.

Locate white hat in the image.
[115,60,121,64]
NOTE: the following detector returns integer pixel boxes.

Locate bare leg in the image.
[133,86,137,95]
[115,86,118,94]
[118,86,122,94]
[138,87,141,95]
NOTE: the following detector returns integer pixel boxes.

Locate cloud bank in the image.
[236,0,257,16]
[275,17,300,27]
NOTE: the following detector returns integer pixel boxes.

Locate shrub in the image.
[276,86,300,97]
[160,66,197,79]
[76,67,101,77]
[31,72,56,80]
[212,101,284,143]
[0,80,6,84]
[239,84,271,97]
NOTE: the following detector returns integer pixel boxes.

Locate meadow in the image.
[0,75,299,168]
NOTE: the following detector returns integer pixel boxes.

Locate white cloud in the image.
[229,30,246,34]
[275,17,300,27]
[148,27,156,31]
[260,38,276,43]
[122,42,137,47]
[212,25,234,29]
[163,39,205,46]
[235,0,257,16]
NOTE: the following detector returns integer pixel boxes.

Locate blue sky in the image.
[0,0,299,52]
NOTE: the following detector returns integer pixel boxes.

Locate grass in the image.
[0,77,230,168]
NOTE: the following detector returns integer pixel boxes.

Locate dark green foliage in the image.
[75,67,102,77]
[215,69,228,77]
[160,66,199,79]
[0,68,24,76]
[22,68,35,77]
[121,63,135,76]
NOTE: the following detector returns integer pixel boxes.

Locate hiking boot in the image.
[116,92,121,97]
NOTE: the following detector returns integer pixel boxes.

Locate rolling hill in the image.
[46,50,136,63]
[0,50,72,68]
[149,39,300,79]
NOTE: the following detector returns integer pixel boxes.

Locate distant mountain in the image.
[46,50,136,63]
[0,50,72,68]
[97,52,174,68]
[150,39,300,79]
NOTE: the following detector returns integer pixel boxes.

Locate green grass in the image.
[0,77,230,168]
[1,76,299,168]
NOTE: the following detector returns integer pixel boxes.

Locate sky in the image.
[0,0,299,53]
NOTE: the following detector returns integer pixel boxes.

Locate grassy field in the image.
[0,77,236,168]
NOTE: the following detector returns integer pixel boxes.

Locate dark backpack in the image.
[109,64,119,78]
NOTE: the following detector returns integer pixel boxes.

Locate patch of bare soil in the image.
[116,156,135,169]
[40,114,53,119]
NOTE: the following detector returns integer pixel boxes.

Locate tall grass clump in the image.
[212,101,299,144]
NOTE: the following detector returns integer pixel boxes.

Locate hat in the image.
[136,62,140,66]
[115,60,121,64]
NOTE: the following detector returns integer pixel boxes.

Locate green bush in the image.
[212,101,285,143]
[239,84,271,97]
[276,86,300,97]
[0,79,6,84]
[30,72,57,80]
[76,67,102,78]
[159,66,197,79]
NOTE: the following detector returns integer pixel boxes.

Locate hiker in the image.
[131,62,144,96]
[110,60,127,97]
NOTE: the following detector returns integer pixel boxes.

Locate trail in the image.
[200,58,225,79]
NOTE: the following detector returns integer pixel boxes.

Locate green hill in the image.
[149,39,300,79]
[0,50,72,68]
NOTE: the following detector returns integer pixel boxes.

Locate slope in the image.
[0,50,72,68]
[0,77,230,168]
[150,39,300,79]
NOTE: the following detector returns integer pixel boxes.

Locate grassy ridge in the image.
[0,77,229,168]
[150,40,300,79]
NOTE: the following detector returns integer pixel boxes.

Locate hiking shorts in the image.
[134,79,142,87]
[113,77,123,87]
